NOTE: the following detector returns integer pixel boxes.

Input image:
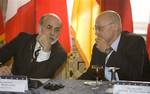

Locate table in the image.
[31,80,113,94]
[0,80,113,94]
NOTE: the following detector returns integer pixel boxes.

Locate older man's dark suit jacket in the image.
[79,31,148,81]
[0,32,67,78]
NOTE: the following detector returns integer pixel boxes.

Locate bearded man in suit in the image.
[0,13,67,78]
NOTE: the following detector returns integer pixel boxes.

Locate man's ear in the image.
[112,23,118,31]
[38,26,43,34]
[58,31,61,35]
[39,31,42,35]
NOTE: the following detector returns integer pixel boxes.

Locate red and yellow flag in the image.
[71,0,100,67]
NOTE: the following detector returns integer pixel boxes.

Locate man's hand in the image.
[95,37,110,53]
[0,66,12,76]
[37,34,52,52]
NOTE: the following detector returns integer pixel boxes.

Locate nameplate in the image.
[0,75,28,93]
[113,81,150,94]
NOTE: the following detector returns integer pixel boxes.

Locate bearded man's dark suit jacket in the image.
[79,31,148,81]
[0,32,67,78]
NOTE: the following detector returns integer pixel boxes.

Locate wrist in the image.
[43,45,51,52]
[43,48,51,52]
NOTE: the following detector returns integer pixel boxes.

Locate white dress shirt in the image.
[33,42,51,62]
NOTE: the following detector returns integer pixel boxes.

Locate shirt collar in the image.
[51,39,57,45]
[111,34,121,52]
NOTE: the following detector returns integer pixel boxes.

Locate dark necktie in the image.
[35,48,40,58]
[33,47,41,62]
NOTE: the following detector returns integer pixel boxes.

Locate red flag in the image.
[147,23,150,60]
[36,0,71,53]
[5,0,71,53]
[5,0,35,42]
[96,0,133,32]
[0,7,4,35]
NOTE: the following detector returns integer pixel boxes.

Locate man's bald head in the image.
[95,10,122,44]
[96,10,121,25]
[39,13,62,27]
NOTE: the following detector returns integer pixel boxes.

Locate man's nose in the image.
[50,28,55,35]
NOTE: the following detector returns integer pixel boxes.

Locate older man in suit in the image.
[0,13,67,78]
[79,10,148,81]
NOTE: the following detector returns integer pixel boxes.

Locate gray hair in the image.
[39,13,62,32]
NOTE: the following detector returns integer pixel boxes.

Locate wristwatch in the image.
[105,47,113,54]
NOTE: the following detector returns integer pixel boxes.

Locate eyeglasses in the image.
[94,22,114,32]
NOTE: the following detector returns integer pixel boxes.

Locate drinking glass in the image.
[108,67,120,83]
[91,65,103,89]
